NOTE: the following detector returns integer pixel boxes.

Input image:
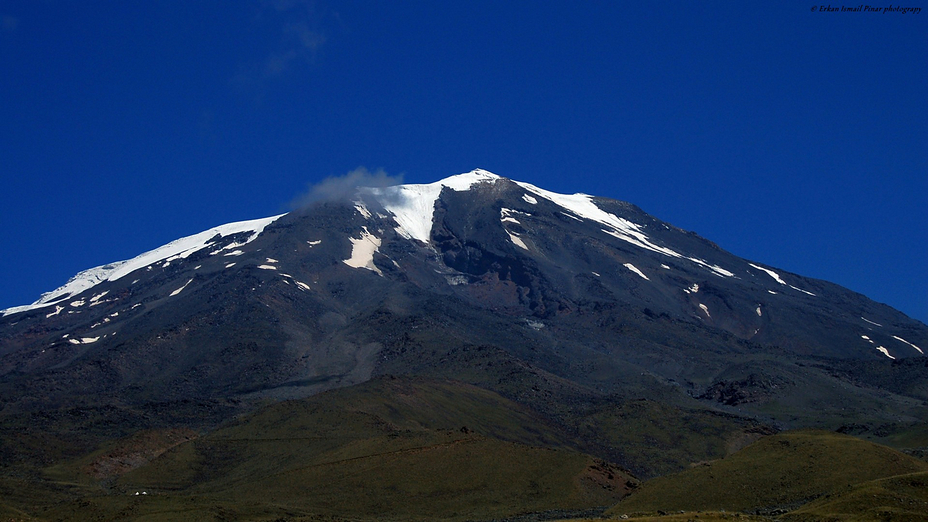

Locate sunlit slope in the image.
[782,470,928,521]
[607,430,928,515]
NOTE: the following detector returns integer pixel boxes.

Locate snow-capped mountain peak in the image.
[360,169,500,242]
[2,169,925,364]
[356,170,735,279]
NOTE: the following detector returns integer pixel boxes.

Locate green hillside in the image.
[10,377,928,521]
[607,430,928,516]
[24,376,637,521]
[784,470,928,521]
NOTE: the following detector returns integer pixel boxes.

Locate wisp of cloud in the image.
[290,167,403,209]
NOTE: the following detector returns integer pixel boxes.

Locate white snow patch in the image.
[2,214,284,316]
[69,337,100,345]
[295,281,311,291]
[861,335,874,343]
[257,265,278,270]
[862,317,883,327]
[360,169,499,243]
[343,226,383,275]
[170,278,194,297]
[225,262,236,269]
[194,265,201,270]
[598,227,732,277]
[892,336,923,355]
[749,263,787,285]
[507,231,529,250]
[164,246,211,264]
[697,262,735,278]
[749,264,814,295]
[685,283,699,294]
[592,272,600,277]
[525,319,545,330]
[307,240,322,246]
[354,202,372,219]
[223,250,244,257]
[522,194,538,204]
[513,178,734,278]
[500,208,522,225]
[755,305,762,317]
[265,258,278,263]
[661,264,671,269]
[768,290,778,295]
[623,263,649,281]
[699,303,710,317]
[46,306,64,318]
[90,291,109,303]
[71,300,85,307]
[875,346,895,359]
[789,284,816,296]
[514,181,629,229]
[210,239,254,256]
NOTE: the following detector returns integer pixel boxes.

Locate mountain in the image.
[1,169,927,519]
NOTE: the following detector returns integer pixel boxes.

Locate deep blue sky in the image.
[1,1,926,323]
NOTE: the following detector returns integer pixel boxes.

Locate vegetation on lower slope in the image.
[371,332,770,478]
[836,420,928,461]
[110,376,635,520]
[606,430,928,516]
[5,374,928,521]
[5,376,635,521]
[572,399,774,478]
[783,470,928,521]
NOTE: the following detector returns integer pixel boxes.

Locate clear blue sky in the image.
[1,1,926,323]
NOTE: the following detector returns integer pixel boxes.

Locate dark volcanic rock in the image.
[699,373,792,406]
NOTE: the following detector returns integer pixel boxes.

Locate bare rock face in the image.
[699,373,793,406]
